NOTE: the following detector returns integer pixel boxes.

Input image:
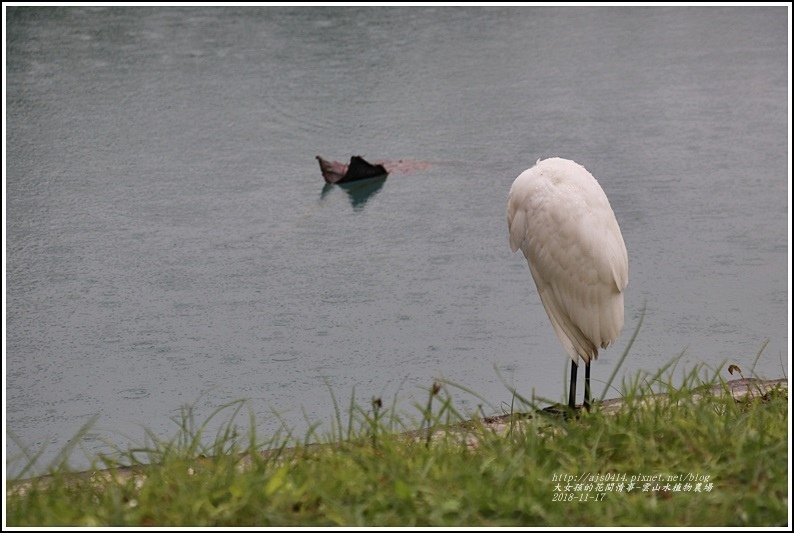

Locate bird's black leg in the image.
[584,360,591,411]
[568,361,578,410]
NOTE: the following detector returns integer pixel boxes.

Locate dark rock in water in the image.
[316,155,388,184]
[343,156,389,182]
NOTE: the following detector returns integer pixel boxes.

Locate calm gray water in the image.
[5,7,789,476]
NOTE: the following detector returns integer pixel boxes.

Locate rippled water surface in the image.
[5,7,789,475]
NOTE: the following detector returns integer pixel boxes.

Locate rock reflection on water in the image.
[320,176,388,211]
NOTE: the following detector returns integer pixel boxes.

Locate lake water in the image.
[5,6,789,477]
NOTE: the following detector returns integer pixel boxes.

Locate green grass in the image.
[5,364,789,527]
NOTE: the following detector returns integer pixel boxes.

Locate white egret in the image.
[507,157,628,410]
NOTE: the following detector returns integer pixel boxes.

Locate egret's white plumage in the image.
[507,157,628,375]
